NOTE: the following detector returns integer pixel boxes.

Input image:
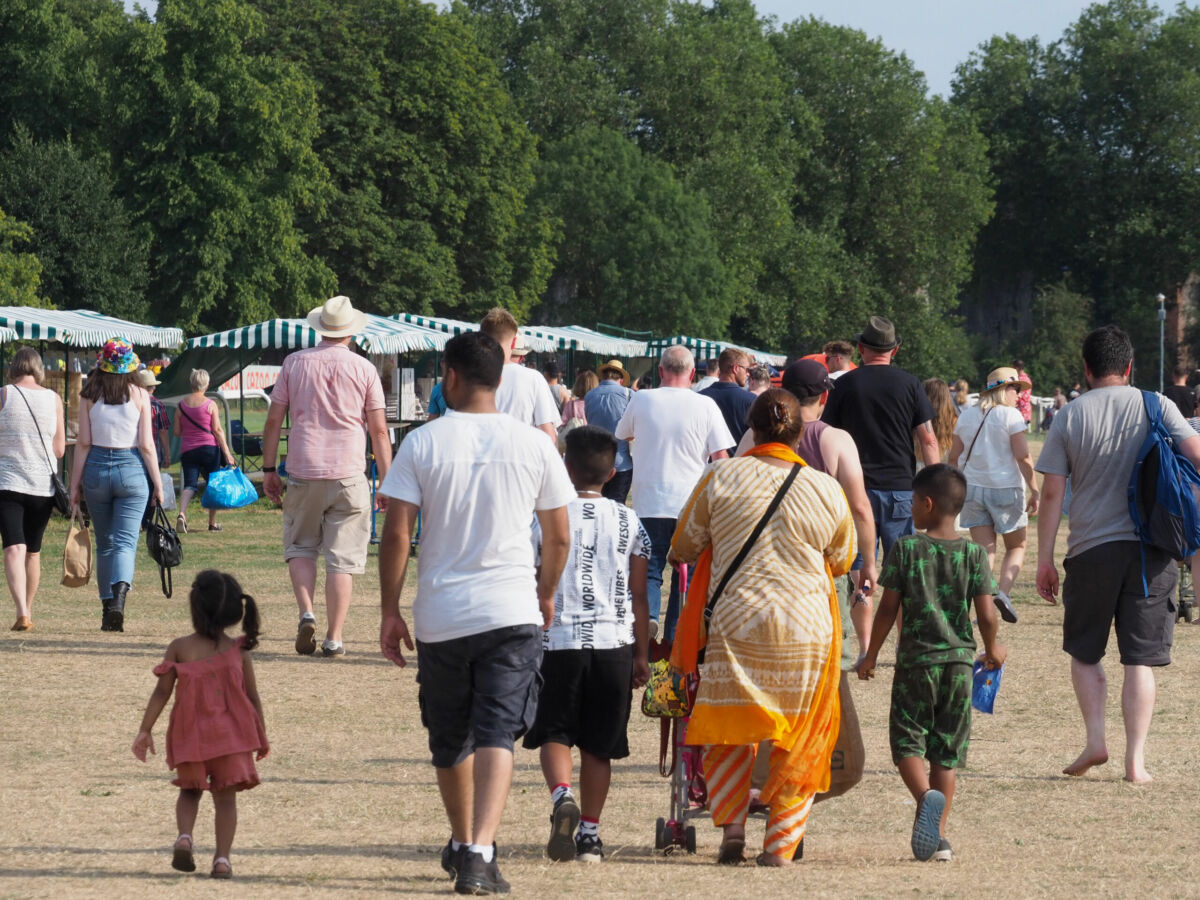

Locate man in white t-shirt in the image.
[377,330,574,895]
[479,307,558,443]
[615,345,733,640]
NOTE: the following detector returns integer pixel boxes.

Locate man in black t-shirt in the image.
[822,316,940,558]
[1164,364,1196,418]
[700,347,756,454]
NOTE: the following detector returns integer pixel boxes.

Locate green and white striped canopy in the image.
[186,314,447,355]
[555,326,648,357]
[395,314,561,353]
[646,335,787,367]
[0,307,183,348]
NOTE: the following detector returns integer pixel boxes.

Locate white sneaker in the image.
[321,639,345,657]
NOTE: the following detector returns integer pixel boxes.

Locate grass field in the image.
[3,498,1200,898]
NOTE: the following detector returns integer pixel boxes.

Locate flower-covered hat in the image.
[97,339,139,374]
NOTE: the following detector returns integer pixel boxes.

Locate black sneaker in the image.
[546,794,580,862]
[454,850,510,895]
[576,833,604,863]
[295,615,317,655]
[441,838,465,879]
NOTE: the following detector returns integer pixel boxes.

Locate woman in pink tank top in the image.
[173,369,236,533]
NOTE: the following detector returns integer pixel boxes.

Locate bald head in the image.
[659,345,695,387]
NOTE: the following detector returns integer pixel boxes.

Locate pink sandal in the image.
[171,835,195,872]
[211,856,233,879]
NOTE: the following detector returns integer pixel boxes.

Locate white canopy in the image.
[0,307,184,348]
[186,314,448,354]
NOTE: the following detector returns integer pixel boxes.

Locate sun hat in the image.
[135,368,161,387]
[97,340,139,374]
[854,315,899,351]
[781,359,833,398]
[306,295,368,338]
[984,366,1031,393]
[511,339,533,356]
[597,359,630,383]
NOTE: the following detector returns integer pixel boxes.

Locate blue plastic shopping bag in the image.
[201,467,258,510]
[971,660,1004,714]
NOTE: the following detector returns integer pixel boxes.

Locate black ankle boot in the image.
[102,582,129,632]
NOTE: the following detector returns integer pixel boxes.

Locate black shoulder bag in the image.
[12,386,69,515]
[145,502,183,597]
[704,462,802,626]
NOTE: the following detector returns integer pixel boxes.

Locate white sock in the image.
[578,819,599,838]
[468,843,494,863]
[551,784,573,806]
[451,839,465,851]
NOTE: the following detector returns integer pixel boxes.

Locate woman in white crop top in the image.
[70,339,164,632]
[0,348,65,632]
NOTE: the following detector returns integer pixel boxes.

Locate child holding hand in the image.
[132,570,269,879]
[856,464,1005,863]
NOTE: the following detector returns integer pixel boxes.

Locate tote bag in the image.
[61,510,92,588]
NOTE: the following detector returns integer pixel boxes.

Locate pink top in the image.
[270,342,385,479]
[561,397,587,426]
[177,399,218,453]
[153,638,267,768]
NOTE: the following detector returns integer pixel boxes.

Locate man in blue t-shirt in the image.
[584,360,634,503]
[700,348,756,455]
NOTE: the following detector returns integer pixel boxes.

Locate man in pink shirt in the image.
[262,296,392,657]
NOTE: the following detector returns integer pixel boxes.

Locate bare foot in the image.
[1124,768,1153,784]
[1063,748,1109,776]
[755,852,792,868]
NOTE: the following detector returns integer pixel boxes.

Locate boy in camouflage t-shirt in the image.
[857,464,1006,863]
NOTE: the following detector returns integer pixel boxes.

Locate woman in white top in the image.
[69,340,164,632]
[949,367,1039,624]
[0,348,65,631]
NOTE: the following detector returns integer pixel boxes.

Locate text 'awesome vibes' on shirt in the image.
[821,364,935,491]
[532,496,652,651]
[380,410,576,643]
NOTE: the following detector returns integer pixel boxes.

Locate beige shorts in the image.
[282,474,371,574]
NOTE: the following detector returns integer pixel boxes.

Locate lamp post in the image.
[1157,292,1167,393]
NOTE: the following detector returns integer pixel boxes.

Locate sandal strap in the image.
[175,834,192,847]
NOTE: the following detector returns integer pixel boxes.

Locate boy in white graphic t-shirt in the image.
[526,426,652,864]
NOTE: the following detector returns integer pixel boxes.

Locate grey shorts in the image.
[1062,542,1176,666]
[960,484,1027,534]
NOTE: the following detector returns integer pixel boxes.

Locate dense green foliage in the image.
[2,0,1199,381]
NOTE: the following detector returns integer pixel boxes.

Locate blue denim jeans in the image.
[868,488,914,562]
[84,448,150,599]
[641,517,680,640]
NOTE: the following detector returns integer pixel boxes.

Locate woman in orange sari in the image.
[669,389,855,866]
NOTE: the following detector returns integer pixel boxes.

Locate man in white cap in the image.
[262,295,392,658]
[479,307,558,443]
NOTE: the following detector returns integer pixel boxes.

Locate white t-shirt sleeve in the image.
[631,515,652,560]
[1003,406,1027,435]
[535,439,577,510]
[532,377,559,428]
[379,431,422,504]
[703,398,736,455]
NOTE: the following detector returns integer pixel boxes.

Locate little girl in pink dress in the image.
[133,570,269,879]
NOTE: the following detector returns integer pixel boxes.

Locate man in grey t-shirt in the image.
[1036,325,1200,783]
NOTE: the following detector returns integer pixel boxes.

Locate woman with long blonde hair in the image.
[920,379,957,463]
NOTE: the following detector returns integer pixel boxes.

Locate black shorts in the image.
[1062,541,1176,666]
[416,624,542,769]
[0,490,55,552]
[181,445,221,492]
[523,645,634,760]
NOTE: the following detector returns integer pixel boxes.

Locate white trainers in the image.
[321,639,345,657]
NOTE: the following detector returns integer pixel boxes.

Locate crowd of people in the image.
[9,295,1195,890]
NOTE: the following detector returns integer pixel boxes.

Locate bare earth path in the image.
[3,500,1199,898]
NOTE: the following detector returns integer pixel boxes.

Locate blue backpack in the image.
[1127,391,1200,566]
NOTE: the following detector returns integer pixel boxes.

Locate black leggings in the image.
[0,490,56,553]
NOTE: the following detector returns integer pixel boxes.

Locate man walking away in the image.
[377,331,574,894]
[1164,364,1196,418]
[585,360,634,504]
[479,307,558,443]
[700,348,756,455]
[1036,325,1200,783]
[822,316,939,560]
[262,296,391,658]
[616,346,732,640]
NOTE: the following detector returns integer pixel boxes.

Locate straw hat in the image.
[307,295,367,338]
[985,366,1032,393]
[136,368,161,387]
[597,359,629,383]
[511,339,533,357]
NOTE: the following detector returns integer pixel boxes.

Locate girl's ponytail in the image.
[240,593,261,651]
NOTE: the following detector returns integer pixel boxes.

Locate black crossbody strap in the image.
[705,462,801,622]
[178,401,215,437]
[11,386,56,478]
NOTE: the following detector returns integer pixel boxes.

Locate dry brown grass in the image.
[3,500,1200,898]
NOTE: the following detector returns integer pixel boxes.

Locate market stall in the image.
[646,334,788,368]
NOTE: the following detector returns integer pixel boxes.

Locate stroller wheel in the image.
[655,817,666,850]
[685,826,697,855]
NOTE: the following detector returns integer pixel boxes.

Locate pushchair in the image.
[649,565,708,854]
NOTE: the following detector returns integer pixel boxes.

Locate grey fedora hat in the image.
[854,315,899,351]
